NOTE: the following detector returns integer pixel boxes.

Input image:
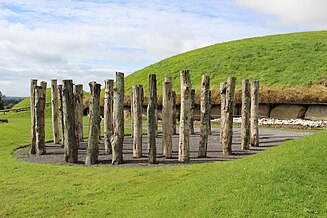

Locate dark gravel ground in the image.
[15,128,313,167]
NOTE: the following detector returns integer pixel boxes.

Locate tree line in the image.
[0,91,25,110]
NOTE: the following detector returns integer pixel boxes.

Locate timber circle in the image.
[16,127,312,166]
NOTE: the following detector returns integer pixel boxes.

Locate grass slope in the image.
[14,89,90,109]
[1,111,327,216]
[125,31,327,95]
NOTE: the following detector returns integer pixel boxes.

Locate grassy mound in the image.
[14,89,90,109]
[125,31,327,104]
[0,111,327,216]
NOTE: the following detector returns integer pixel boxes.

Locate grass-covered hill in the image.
[125,31,327,104]
[13,31,327,108]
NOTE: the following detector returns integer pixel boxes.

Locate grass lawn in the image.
[125,31,327,94]
[0,109,327,217]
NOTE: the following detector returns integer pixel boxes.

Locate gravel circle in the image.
[15,128,313,167]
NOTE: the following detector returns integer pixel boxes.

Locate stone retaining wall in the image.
[108,104,327,121]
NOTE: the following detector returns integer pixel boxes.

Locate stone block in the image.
[270,104,306,119]
[305,105,327,121]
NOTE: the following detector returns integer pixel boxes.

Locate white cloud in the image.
[235,0,327,29]
[0,0,280,96]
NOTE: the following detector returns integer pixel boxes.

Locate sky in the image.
[0,0,326,96]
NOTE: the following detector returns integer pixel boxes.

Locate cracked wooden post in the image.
[132,85,143,158]
[74,84,83,148]
[190,89,195,135]
[35,86,46,155]
[112,72,125,165]
[221,77,236,156]
[130,92,134,138]
[29,79,37,155]
[85,82,101,165]
[51,80,60,144]
[179,70,191,162]
[75,84,84,142]
[148,74,157,164]
[198,75,210,157]
[104,79,114,154]
[62,80,78,163]
[251,80,260,147]
[208,90,212,135]
[58,84,65,148]
[40,81,47,126]
[162,78,173,158]
[172,91,177,135]
[220,82,227,144]
[241,80,251,150]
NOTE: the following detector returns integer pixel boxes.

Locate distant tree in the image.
[4,103,15,110]
[0,91,5,110]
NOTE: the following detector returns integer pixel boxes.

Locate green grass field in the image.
[2,31,327,217]
[1,109,327,217]
[125,31,327,95]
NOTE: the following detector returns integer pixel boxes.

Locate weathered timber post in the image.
[40,81,47,124]
[75,84,84,142]
[172,91,177,135]
[132,85,143,158]
[51,80,60,144]
[62,80,78,163]
[190,89,195,135]
[111,72,125,165]
[35,86,46,155]
[130,92,134,138]
[220,82,227,144]
[104,79,114,154]
[85,82,101,165]
[162,79,173,158]
[221,77,236,156]
[208,90,212,135]
[198,75,210,157]
[250,80,260,147]
[58,85,65,148]
[241,80,251,150]
[179,70,191,162]
[148,74,157,164]
[29,79,37,155]
[74,84,84,148]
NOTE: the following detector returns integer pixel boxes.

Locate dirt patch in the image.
[16,128,313,167]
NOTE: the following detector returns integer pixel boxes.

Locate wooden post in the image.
[62,80,78,163]
[130,92,134,138]
[251,80,260,147]
[35,86,46,155]
[85,82,101,165]
[162,79,172,158]
[58,85,65,148]
[132,85,143,158]
[29,79,37,155]
[208,90,212,135]
[104,79,114,154]
[51,80,60,144]
[241,80,251,150]
[190,89,195,135]
[220,82,227,144]
[172,91,177,135]
[221,77,236,156]
[147,74,157,164]
[75,84,84,142]
[40,81,47,124]
[74,84,83,148]
[111,72,125,165]
[179,70,191,162]
[198,75,210,157]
